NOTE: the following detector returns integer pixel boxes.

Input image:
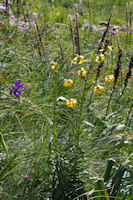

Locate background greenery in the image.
[0,0,133,199]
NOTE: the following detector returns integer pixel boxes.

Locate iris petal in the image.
[14,90,20,96]
[20,85,27,90]
[10,87,15,93]
[15,80,21,87]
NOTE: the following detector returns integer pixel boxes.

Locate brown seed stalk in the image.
[113,56,133,110]
[69,15,74,46]
[114,48,122,87]
[97,7,114,54]
[88,0,92,31]
[79,0,83,16]
[124,56,133,87]
[17,0,20,18]
[34,20,45,58]
[32,20,43,61]
[57,36,64,62]
[74,4,81,55]
[126,3,129,49]
[129,5,132,47]
[106,48,122,115]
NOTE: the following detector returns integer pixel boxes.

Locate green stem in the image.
[76,80,87,147]
[53,72,59,152]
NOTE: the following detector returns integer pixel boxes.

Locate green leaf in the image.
[0,133,8,163]
[93,178,110,200]
[104,158,115,182]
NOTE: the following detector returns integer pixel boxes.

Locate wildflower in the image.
[105,75,115,83]
[63,79,73,87]
[10,80,27,97]
[93,85,104,93]
[73,55,88,64]
[96,54,105,63]
[56,13,60,17]
[50,61,57,69]
[24,175,29,179]
[77,67,87,78]
[106,46,113,53]
[66,98,77,108]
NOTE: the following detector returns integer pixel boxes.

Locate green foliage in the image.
[0,0,132,199]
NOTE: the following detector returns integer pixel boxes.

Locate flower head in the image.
[56,13,60,17]
[96,54,105,63]
[106,46,113,53]
[77,67,87,78]
[66,98,77,108]
[93,85,104,93]
[10,80,27,97]
[24,175,29,179]
[50,61,57,69]
[63,79,73,87]
[73,55,88,64]
[105,75,114,83]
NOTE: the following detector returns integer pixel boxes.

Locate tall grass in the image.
[0,0,132,199]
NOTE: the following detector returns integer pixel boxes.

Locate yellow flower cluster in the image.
[63,79,73,87]
[73,55,88,64]
[93,85,104,93]
[95,54,105,63]
[77,67,87,77]
[66,98,77,108]
[50,61,57,69]
[106,46,113,53]
[105,75,115,83]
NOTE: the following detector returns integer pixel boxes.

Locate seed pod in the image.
[114,48,122,85]
[124,56,133,87]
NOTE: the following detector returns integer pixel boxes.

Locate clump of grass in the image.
[0,1,133,200]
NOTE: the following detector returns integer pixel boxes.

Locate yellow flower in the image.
[77,67,86,77]
[66,98,77,108]
[96,54,105,63]
[93,85,104,93]
[73,55,88,64]
[56,13,60,17]
[50,61,57,69]
[106,46,113,53]
[63,79,73,87]
[105,75,115,83]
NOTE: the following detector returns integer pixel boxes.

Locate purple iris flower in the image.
[10,80,27,97]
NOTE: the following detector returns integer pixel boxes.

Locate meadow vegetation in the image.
[0,0,133,199]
